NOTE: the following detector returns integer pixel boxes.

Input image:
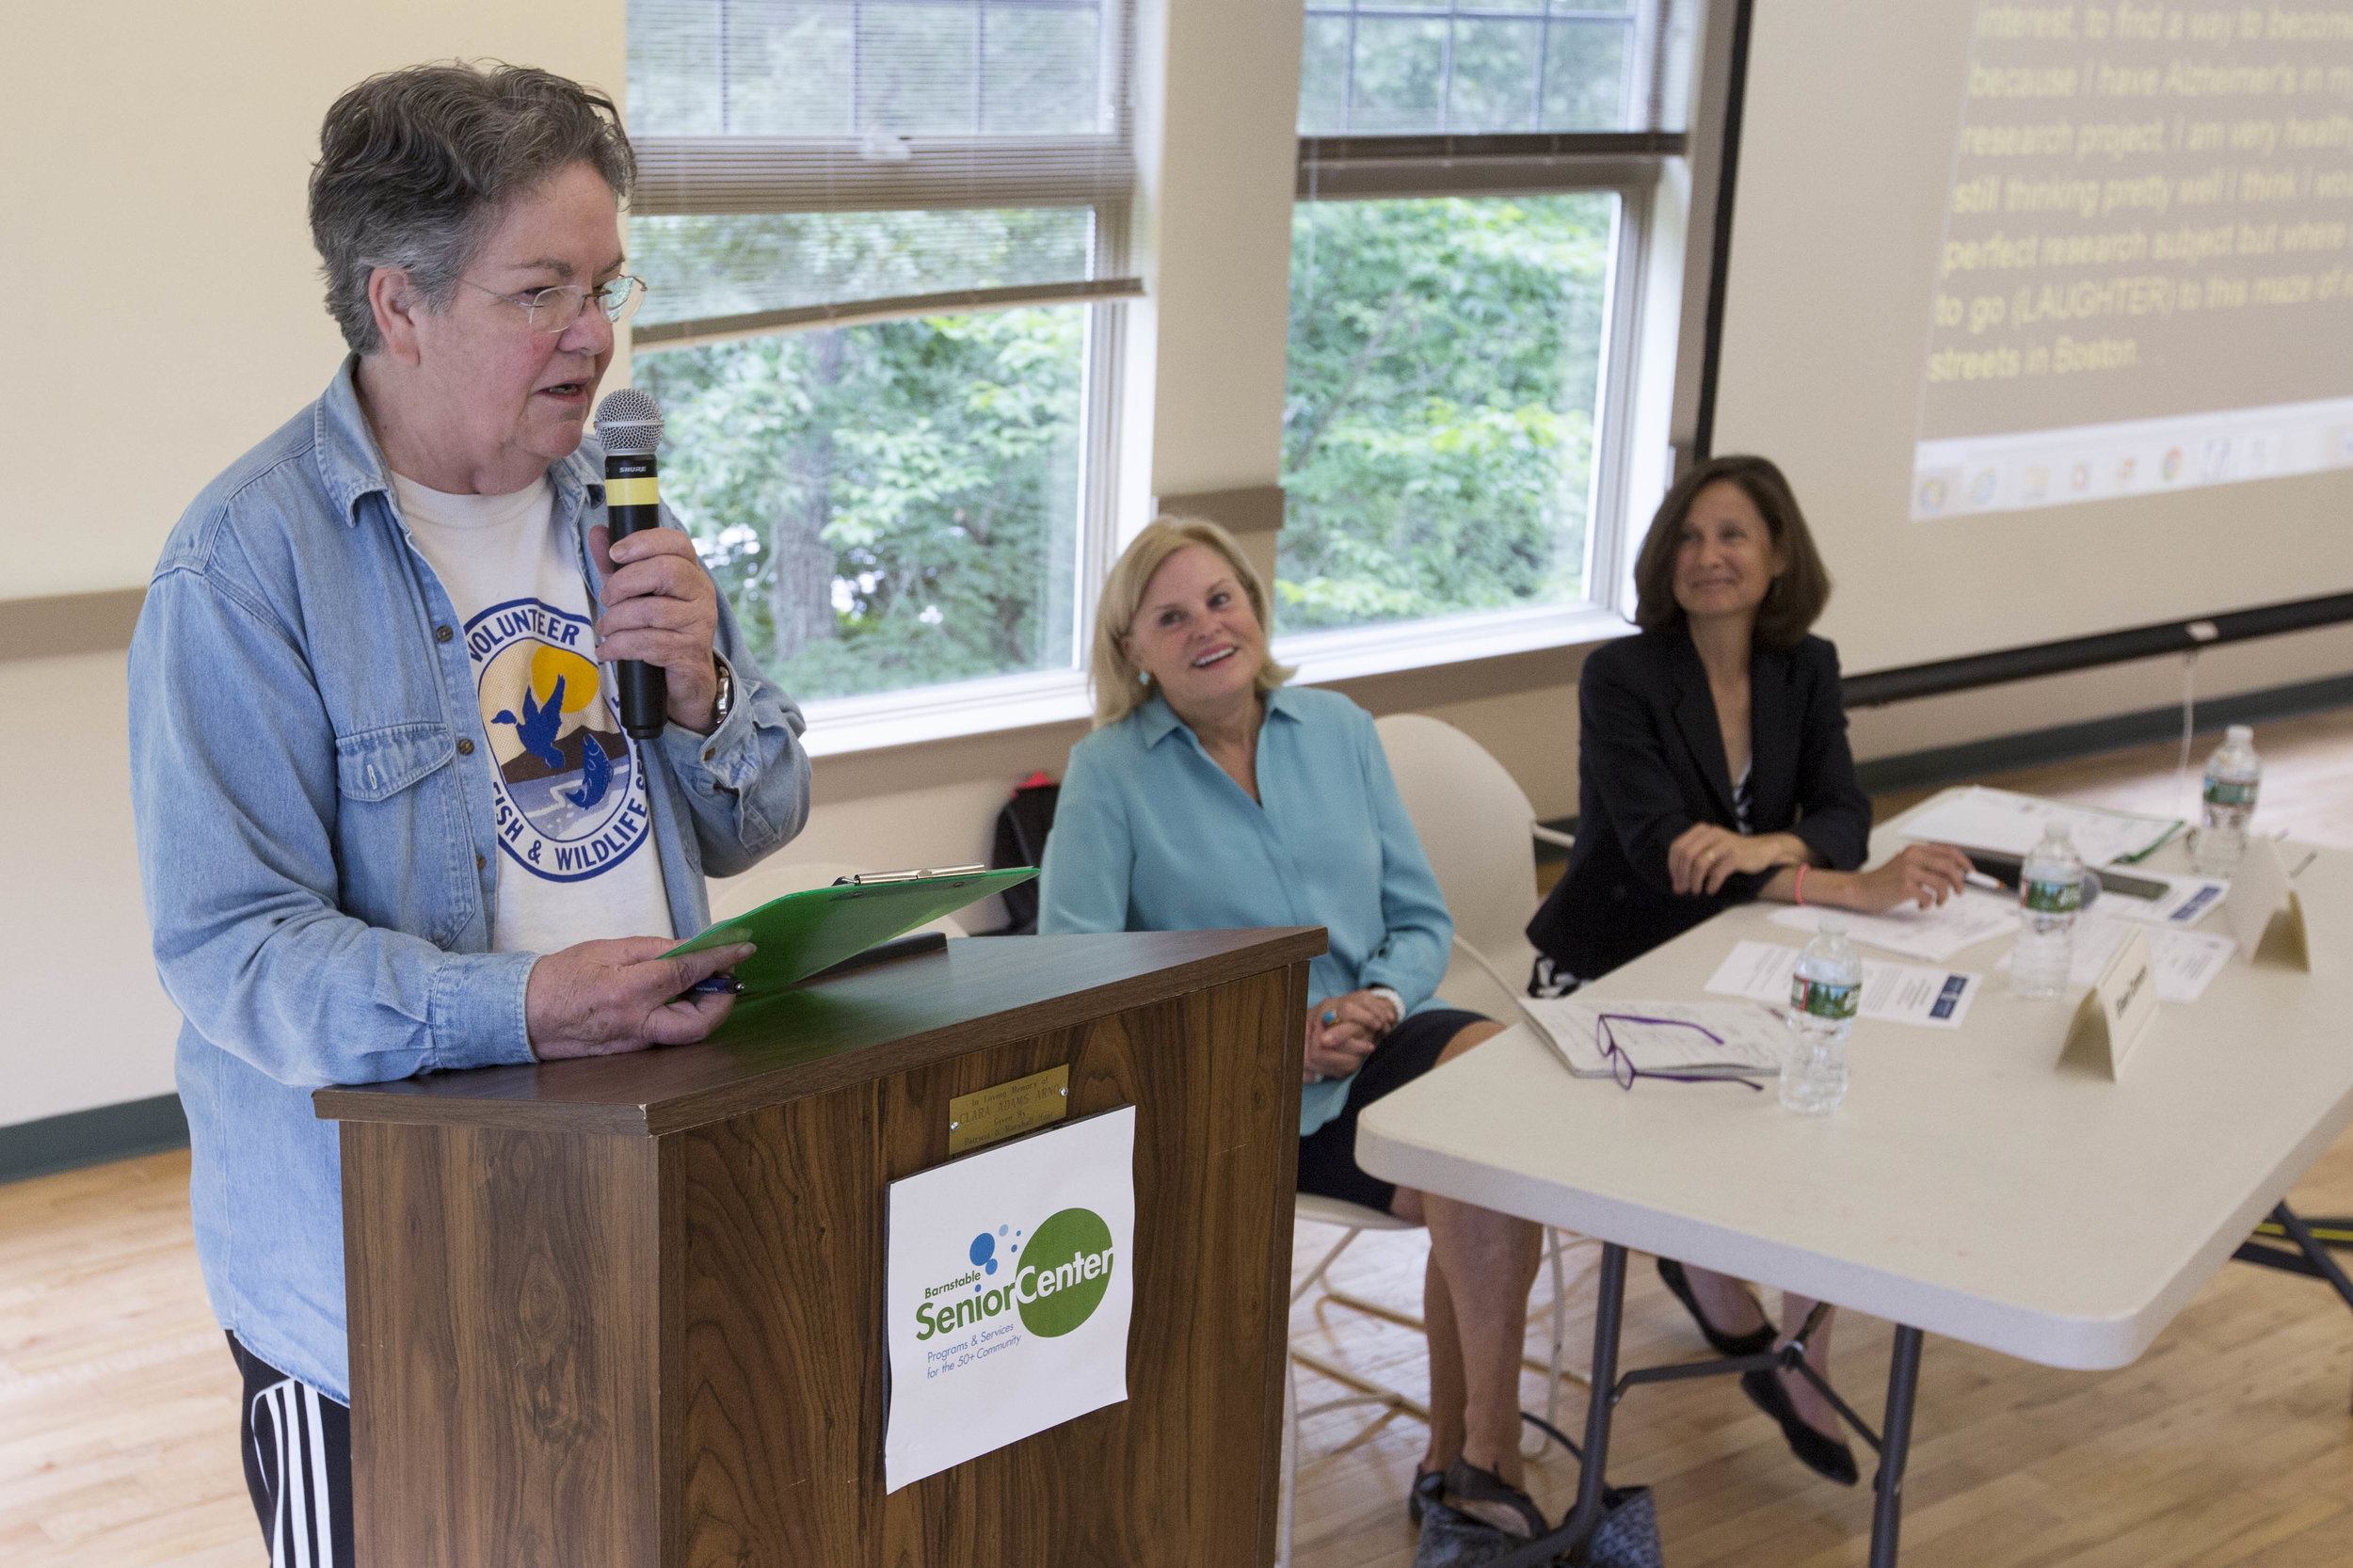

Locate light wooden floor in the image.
[5,708,2350,1566]
[2,1152,256,1567]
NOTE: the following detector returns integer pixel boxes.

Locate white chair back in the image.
[706,859,970,937]
[1374,713,1546,1017]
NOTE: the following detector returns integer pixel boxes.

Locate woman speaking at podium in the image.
[1040,519,1551,1540]
[1524,455,1973,1486]
[126,64,811,1560]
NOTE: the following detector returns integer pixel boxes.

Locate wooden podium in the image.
[312,928,1321,1567]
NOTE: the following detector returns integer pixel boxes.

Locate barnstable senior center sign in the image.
[883,1106,1138,1491]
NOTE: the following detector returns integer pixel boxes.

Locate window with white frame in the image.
[625,0,1135,708]
[1281,0,1697,648]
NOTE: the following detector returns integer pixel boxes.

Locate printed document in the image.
[1994,916,2235,1003]
[1705,940,1983,1030]
[1769,890,2016,963]
[2097,871,2231,929]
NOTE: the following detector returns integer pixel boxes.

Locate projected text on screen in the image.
[1914,2,2353,520]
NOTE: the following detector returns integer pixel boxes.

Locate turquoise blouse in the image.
[1038,685,1455,1136]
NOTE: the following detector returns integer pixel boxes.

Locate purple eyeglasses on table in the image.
[1594,1013,1766,1092]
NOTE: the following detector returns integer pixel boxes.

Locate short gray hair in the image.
[309,62,635,355]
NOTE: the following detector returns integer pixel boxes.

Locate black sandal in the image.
[1406,1465,1444,1525]
[1438,1456,1548,1537]
[1657,1256,1776,1357]
[1739,1367,1860,1486]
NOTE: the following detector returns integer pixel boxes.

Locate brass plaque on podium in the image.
[949,1065,1071,1155]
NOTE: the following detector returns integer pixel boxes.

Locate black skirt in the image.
[1294,1007,1488,1214]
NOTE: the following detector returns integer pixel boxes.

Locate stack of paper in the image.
[1896,786,2181,867]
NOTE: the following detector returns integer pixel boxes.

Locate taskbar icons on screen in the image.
[1911,396,2353,520]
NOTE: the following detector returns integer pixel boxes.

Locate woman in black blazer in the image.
[1527,455,1972,1485]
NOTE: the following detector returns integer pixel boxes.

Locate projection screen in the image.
[1708,0,2353,677]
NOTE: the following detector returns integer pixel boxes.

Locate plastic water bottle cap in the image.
[2226,725,2253,745]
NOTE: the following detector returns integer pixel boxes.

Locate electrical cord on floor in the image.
[1519,1408,1581,1461]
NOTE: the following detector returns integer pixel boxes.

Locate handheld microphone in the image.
[593,388,667,740]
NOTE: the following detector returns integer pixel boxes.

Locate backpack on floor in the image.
[1412,1412,1664,1568]
[1411,1487,1661,1568]
[990,771,1061,935]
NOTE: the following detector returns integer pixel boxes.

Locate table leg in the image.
[1483,1242,1628,1568]
[1569,1242,1629,1526]
[2273,1205,2353,1314]
[1867,1325,1925,1568]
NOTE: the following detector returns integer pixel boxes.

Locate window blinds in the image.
[627,0,1139,345]
[1296,0,1696,138]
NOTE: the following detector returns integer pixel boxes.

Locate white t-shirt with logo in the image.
[392,472,674,953]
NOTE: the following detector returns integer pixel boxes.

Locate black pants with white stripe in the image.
[229,1333,354,1567]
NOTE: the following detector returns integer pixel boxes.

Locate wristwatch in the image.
[710,654,736,726]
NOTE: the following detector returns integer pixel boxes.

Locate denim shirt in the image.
[1036,686,1453,1137]
[127,360,812,1402]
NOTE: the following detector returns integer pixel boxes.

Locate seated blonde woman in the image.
[1038,518,1548,1537]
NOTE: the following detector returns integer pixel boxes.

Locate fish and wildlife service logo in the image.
[464,597,652,882]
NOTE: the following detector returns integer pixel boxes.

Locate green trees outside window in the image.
[1279,193,1617,633]
[635,308,1084,701]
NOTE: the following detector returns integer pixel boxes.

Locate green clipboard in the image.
[665,866,1038,995]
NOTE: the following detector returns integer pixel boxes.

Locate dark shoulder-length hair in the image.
[1629,454,1832,650]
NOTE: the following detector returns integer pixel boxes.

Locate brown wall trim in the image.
[1153,484,1284,536]
[0,589,146,662]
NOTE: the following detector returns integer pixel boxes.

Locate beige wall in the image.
[4,4,630,1124]
[3,7,629,601]
[1,652,187,1116]
[1847,622,2353,766]
[1118,0,1304,506]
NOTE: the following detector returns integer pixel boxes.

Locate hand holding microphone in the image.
[591,389,722,736]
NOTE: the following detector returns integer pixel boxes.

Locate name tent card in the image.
[884,1106,1137,1493]
[2225,837,2313,971]
[2064,924,2160,1080]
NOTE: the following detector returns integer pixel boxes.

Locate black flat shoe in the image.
[1439,1456,1549,1537]
[1739,1367,1860,1486]
[1657,1256,1776,1357]
[1407,1465,1444,1526]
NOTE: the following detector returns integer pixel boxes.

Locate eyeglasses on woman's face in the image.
[461,274,647,335]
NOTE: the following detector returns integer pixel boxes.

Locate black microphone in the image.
[593,388,667,740]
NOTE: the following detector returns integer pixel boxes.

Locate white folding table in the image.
[1357,808,2352,1565]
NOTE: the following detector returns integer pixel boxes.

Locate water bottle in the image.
[2193,725,2262,876]
[1783,920,1860,1114]
[2012,823,2084,999]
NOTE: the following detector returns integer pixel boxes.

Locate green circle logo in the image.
[1016,1207,1115,1337]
